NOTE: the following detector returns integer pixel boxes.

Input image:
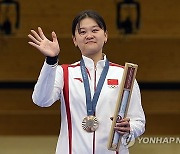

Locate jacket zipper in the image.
[93,67,97,154]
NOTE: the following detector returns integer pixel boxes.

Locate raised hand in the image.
[28,27,60,57]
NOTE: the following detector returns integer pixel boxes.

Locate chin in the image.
[85,48,98,53]
[84,51,101,57]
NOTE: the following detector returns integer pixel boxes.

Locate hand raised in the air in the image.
[28,27,60,57]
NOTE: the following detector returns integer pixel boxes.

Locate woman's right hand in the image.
[28,27,60,57]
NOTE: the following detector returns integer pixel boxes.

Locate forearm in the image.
[128,80,146,138]
[32,59,62,107]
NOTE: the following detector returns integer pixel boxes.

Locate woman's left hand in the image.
[114,117,130,135]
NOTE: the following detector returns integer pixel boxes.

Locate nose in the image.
[86,32,94,40]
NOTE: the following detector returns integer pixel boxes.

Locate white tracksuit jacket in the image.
[32,55,145,154]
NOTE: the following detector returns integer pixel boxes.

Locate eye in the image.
[79,30,86,35]
[92,29,99,33]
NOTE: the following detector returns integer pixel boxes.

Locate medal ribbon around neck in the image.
[80,58,109,116]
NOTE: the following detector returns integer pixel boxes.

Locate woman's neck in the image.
[85,52,103,67]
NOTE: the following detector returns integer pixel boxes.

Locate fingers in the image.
[114,123,130,135]
[28,27,46,42]
[30,29,42,42]
[114,127,130,135]
[38,27,46,40]
[52,31,58,42]
[114,117,130,135]
[28,41,41,51]
[119,117,130,123]
[115,120,130,128]
[28,27,60,56]
[28,27,57,43]
[28,34,40,45]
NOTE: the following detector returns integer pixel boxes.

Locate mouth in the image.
[85,41,96,44]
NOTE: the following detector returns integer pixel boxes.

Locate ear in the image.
[104,30,108,43]
[72,35,78,47]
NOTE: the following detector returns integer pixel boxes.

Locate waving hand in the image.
[28,27,60,57]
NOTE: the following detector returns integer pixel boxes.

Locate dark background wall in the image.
[0,0,180,135]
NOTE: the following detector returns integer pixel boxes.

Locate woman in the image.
[28,10,145,154]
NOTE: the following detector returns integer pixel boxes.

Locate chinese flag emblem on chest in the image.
[107,79,118,88]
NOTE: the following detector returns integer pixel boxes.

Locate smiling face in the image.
[72,17,108,59]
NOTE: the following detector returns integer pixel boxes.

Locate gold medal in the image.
[82,115,99,132]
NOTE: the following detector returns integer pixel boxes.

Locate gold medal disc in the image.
[82,115,99,132]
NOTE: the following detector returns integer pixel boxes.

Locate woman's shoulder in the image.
[109,62,124,68]
[60,61,80,69]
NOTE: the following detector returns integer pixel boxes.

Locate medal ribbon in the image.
[80,58,109,116]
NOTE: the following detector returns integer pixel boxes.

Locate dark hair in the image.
[72,10,107,36]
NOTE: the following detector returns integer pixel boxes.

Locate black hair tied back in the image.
[72,10,107,36]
